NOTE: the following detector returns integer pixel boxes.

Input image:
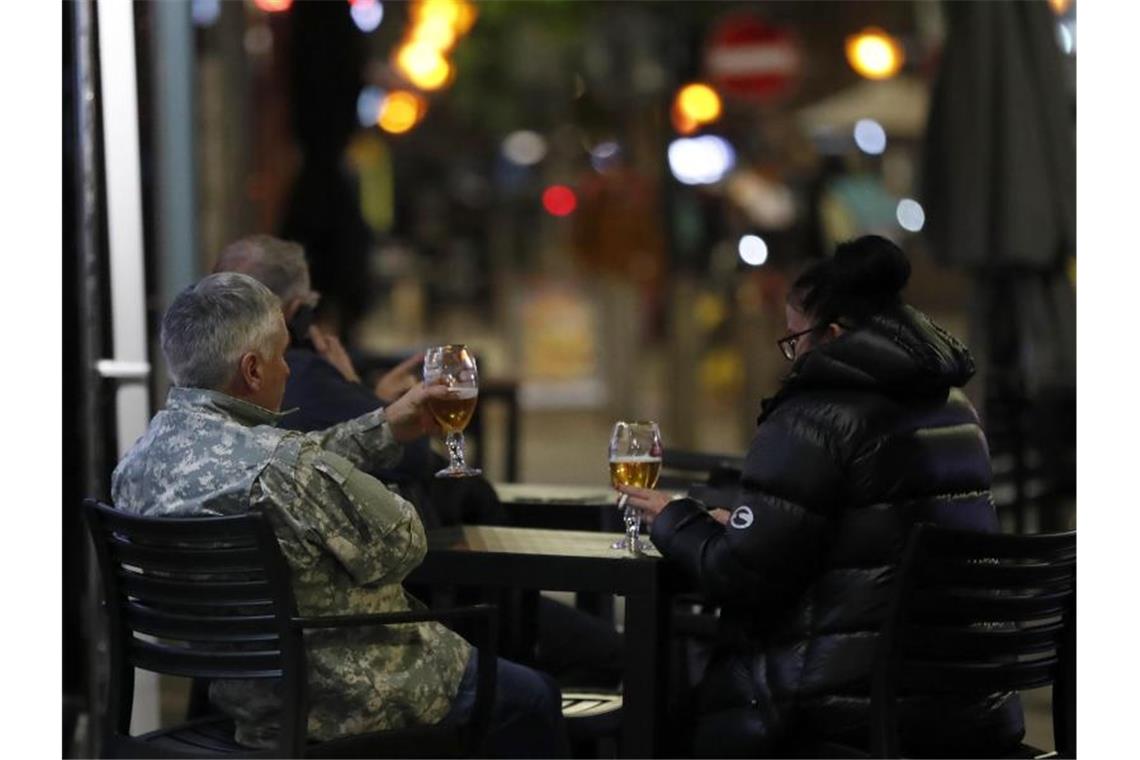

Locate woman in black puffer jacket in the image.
[619,235,1025,757]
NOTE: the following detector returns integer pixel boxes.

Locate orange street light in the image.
[845,27,904,80]
[378,90,426,134]
[675,83,723,126]
[395,42,453,90]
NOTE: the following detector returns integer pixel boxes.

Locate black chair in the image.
[83,499,498,758]
[657,449,743,501]
[813,524,1075,759]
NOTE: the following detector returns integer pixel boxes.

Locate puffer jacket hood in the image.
[762,305,975,423]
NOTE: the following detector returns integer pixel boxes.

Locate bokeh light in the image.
[738,235,769,266]
[378,90,425,134]
[542,185,577,217]
[1056,22,1075,55]
[350,0,384,33]
[413,0,476,33]
[670,103,700,135]
[396,42,452,90]
[675,83,722,126]
[502,131,548,166]
[845,28,904,80]
[192,0,221,27]
[853,118,887,155]
[589,141,620,172]
[411,14,458,51]
[253,0,293,12]
[356,86,386,128]
[668,135,736,185]
[1049,0,1073,15]
[896,199,925,232]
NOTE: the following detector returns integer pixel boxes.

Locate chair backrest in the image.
[871,523,1076,758]
[658,449,744,494]
[82,499,307,756]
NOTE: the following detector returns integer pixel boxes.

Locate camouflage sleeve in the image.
[304,407,404,472]
[259,438,427,587]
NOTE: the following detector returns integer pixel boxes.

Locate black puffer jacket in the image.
[651,305,1024,757]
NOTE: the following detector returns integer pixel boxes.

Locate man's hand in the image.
[384,380,447,443]
[709,508,731,526]
[374,352,424,404]
[309,325,362,384]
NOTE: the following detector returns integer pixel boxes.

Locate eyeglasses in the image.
[776,326,819,362]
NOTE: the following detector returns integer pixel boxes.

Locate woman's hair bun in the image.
[831,234,911,302]
[791,234,910,323]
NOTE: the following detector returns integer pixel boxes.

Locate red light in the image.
[542,185,577,217]
[254,0,293,12]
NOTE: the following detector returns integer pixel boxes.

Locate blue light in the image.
[853,118,887,155]
[356,86,386,128]
[192,0,221,27]
[350,0,384,34]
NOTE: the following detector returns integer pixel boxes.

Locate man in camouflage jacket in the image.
[111,273,566,754]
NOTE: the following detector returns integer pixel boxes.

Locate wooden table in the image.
[407,524,676,758]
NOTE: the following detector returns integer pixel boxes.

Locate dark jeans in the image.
[535,596,624,688]
[442,649,570,758]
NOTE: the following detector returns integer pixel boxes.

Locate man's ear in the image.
[238,351,263,392]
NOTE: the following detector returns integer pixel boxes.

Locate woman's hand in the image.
[616,485,674,525]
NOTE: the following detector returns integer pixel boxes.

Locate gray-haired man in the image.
[111,273,568,755]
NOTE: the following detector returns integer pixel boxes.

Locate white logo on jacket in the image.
[729,506,754,529]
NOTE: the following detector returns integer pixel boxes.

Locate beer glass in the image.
[424,344,481,478]
[608,420,662,553]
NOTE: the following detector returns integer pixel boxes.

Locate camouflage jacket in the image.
[111,387,471,748]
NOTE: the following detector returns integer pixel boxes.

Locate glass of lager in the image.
[424,344,481,478]
[608,420,662,554]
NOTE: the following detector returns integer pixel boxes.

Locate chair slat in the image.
[914,558,1075,588]
[898,657,1058,694]
[129,638,283,679]
[110,538,264,573]
[900,620,1064,658]
[126,604,280,643]
[918,528,1075,562]
[118,569,274,606]
[909,587,1071,621]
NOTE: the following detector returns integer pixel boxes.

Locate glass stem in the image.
[446,431,466,472]
[624,503,640,554]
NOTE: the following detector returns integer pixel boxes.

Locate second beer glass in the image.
[424,344,481,478]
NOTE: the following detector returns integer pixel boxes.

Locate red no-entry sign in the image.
[704,13,801,103]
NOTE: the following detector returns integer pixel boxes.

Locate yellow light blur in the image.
[410,14,458,51]
[378,91,425,134]
[676,83,722,125]
[414,0,461,27]
[1049,0,1073,15]
[845,28,904,80]
[454,1,478,34]
[395,42,452,90]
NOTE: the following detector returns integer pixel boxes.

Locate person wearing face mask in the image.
[618,235,1025,757]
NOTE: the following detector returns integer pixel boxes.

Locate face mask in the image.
[287,304,315,344]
